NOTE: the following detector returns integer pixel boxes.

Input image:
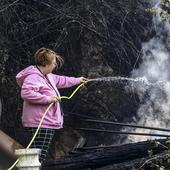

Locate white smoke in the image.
[127,0,170,142]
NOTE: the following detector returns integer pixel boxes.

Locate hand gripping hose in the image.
[7,82,85,170]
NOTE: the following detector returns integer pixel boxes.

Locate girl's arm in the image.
[54,75,87,89]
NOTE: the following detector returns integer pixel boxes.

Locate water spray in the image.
[88,76,168,86]
[88,76,150,84]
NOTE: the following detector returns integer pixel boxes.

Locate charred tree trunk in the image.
[42,139,167,170]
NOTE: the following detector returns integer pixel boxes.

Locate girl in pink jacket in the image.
[16,48,87,163]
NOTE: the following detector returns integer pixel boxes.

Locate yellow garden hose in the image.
[60,83,85,100]
[7,82,86,170]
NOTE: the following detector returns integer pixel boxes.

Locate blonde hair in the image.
[33,47,64,68]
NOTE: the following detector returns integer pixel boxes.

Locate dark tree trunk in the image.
[42,139,167,170]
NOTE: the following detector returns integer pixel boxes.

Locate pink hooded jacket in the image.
[16,65,81,129]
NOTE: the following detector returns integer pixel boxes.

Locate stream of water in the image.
[88,76,167,87]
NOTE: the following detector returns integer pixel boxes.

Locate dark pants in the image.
[24,127,55,163]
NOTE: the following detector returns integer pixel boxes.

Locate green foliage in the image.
[145,7,157,14]
[146,0,170,23]
[133,139,170,169]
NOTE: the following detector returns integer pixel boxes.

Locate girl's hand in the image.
[80,77,88,83]
[51,96,60,103]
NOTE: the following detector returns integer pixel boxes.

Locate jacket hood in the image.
[16,65,42,87]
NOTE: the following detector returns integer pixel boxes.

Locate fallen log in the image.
[95,153,165,170]
[0,129,24,170]
[0,130,24,160]
[42,139,168,170]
